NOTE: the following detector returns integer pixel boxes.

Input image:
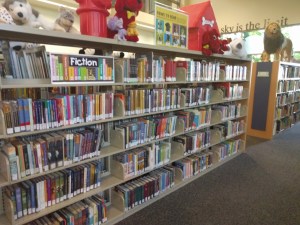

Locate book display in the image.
[248,61,300,139]
[0,24,251,225]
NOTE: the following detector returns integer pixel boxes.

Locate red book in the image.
[214,82,231,99]
[165,59,174,81]
[176,60,188,69]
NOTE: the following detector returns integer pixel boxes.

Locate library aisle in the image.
[116,123,300,225]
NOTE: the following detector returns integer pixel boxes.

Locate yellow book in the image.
[68,67,75,80]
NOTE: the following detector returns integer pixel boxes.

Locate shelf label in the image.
[257,71,269,77]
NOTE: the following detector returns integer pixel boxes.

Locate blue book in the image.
[17,99,26,131]
[14,184,23,218]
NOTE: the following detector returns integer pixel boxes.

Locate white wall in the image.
[186,0,300,33]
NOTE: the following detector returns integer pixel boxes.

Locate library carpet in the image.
[115,123,300,225]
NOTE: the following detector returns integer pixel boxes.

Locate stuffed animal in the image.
[2,0,55,30]
[108,0,143,42]
[225,37,248,59]
[202,28,229,56]
[261,22,293,62]
[107,16,127,41]
[53,6,79,33]
[0,6,38,51]
[0,6,15,24]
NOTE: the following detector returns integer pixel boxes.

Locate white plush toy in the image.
[225,37,248,59]
[2,0,57,30]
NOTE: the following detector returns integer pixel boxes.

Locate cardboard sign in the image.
[155,3,189,49]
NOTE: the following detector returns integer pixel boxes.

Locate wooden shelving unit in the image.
[0,24,252,225]
[248,61,300,139]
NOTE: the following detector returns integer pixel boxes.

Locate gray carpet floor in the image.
[115,123,300,225]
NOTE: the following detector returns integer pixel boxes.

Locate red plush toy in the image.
[108,0,143,42]
[202,28,229,56]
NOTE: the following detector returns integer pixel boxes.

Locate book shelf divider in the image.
[113,98,125,117]
[170,141,185,158]
[211,110,223,124]
[4,194,13,224]
[242,88,249,98]
[175,118,185,134]
[174,167,184,183]
[114,63,124,83]
[210,89,224,103]
[0,110,6,136]
[111,189,125,213]
[176,68,186,82]
[180,93,186,108]
[219,70,226,81]
[210,130,222,146]
[239,139,246,151]
[241,105,248,117]
[110,160,127,180]
[110,130,125,149]
[0,152,10,183]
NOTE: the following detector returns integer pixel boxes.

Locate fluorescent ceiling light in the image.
[37,0,77,10]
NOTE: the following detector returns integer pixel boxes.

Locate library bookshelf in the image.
[247,61,300,139]
[0,24,251,225]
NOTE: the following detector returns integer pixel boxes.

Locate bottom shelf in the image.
[0,152,241,225]
[105,152,241,225]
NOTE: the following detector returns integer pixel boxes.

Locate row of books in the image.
[222,64,248,81]
[2,126,104,181]
[176,60,221,82]
[275,106,293,120]
[293,102,300,113]
[212,103,242,121]
[279,65,300,79]
[212,139,242,162]
[5,160,103,219]
[172,129,211,155]
[50,53,114,82]
[23,194,107,225]
[114,166,175,212]
[276,92,300,107]
[1,41,50,79]
[274,117,293,133]
[116,54,246,83]
[181,86,211,106]
[277,80,300,93]
[212,120,245,139]
[113,142,171,179]
[172,151,213,179]
[114,115,178,149]
[214,82,244,100]
[115,88,181,116]
[175,107,212,131]
[0,92,113,134]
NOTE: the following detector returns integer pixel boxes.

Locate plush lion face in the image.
[265,22,282,39]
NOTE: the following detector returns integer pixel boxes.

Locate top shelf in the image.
[0,24,250,62]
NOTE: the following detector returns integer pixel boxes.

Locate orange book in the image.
[61,55,69,81]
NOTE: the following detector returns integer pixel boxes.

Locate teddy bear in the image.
[202,28,229,56]
[108,0,143,42]
[53,6,79,33]
[2,0,56,30]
